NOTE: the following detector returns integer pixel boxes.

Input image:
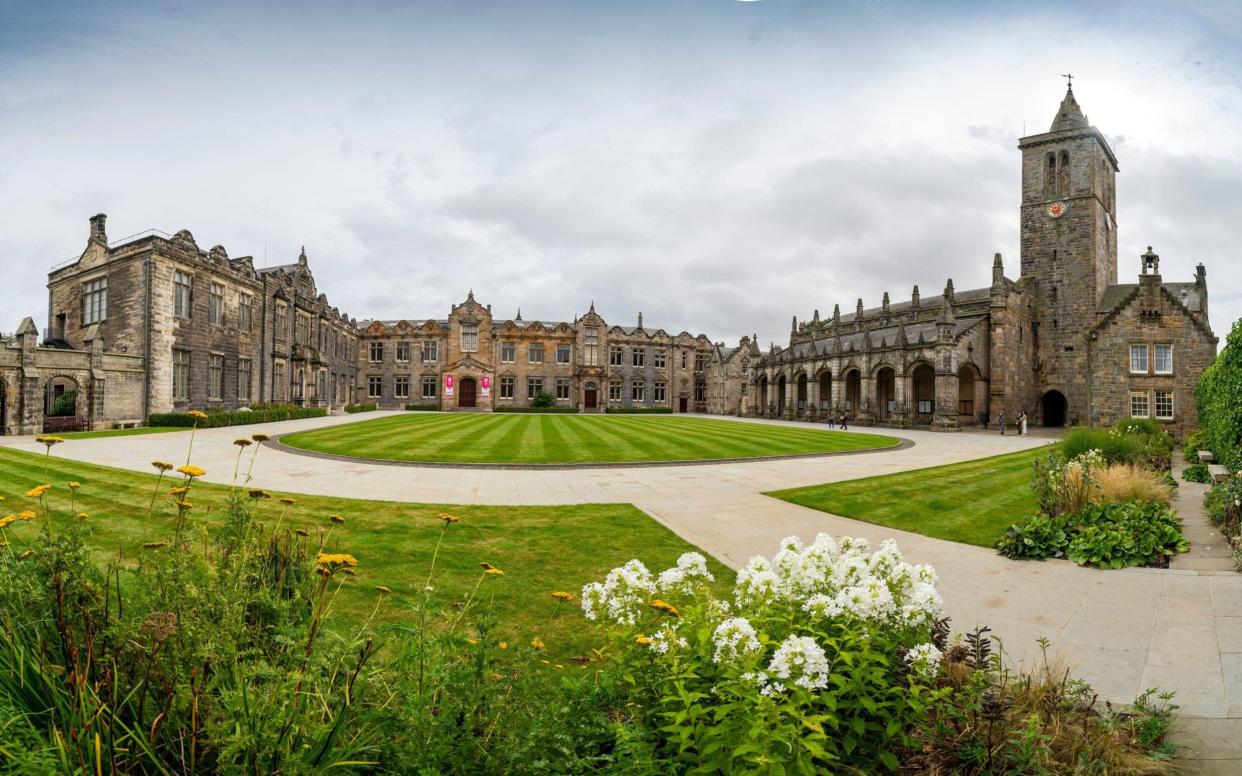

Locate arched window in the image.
[1057,151,1070,196]
[1045,153,1056,195]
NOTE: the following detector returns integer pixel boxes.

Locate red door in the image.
[679,397,688,413]
[459,377,477,408]
[585,386,597,409]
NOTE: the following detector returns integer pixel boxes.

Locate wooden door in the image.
[584,387,597,409]
[679,397,688,413]
[460,377,477,408]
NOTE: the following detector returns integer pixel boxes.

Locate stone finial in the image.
[515,307,522,321]
[1141,246,1160,276]
[832,304,841,323]
[89,213,107,245]
[1196,263,1207,286]
[911,285,920,307]
[944,278,955,301]
[588,300,596,315]
[812,308,820,325]
[856,298,864,317]
[992,252,1004,284]
[791,315,797,332]
[638,311,644,329]
[896,320,908,346]
[298,246,308,265]
[881,292,890,313]
[1050,84,1089,132]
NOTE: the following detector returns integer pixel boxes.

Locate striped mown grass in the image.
[768,447,1048,547]
[279,413,897,464]
[0,445,728,656]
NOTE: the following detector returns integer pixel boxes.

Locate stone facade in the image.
[357,294,733,413]
[753,87,1218,434]
[705,337,760,416]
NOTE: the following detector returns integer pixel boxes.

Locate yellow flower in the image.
[467,638,479,645]
[233,438,252,447]
[0,515,17,529]
[151,461,174,472]
[77,512,88,520]
[480,561,495,570]
[35,435,64,446]
[248,489,271,500]
[251,433,270,442]
[438,512,459,524]
[169,486,189,496]
[484,568,505,576]
[328,514,345,524]
[175,500,193,510]
[375,585,392,594]
[650,599,680,618]
[25,484,51,498]
[279,497,295,505]
[142,541,168,550]
[66,482,81,490]
[551,591,574,602]
[498,641,508,650]
[530,637,546,652]
[539,659,551,665]
[316,552,359,575]
[177,465,206,478]
[187,410,209,421]
[18,510,37,521]
[19,550,34,559]
[634,634,651,645]
[491,672,504,681]
[555,664,565,670]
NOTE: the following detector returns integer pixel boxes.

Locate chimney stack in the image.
[89,213,107,244]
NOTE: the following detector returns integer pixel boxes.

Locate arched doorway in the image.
[796,374,808,414]
[1042,390,1067,427]
[758,376,768,415]
[584,381,598,410]
[957,365,977,423]
[845,370,861,416]
[818,371,832,413]
[875,367,895,421]
[911,364,935,423]
[459,377,478,408]
[776,375,787,415]
[43,375,84,433]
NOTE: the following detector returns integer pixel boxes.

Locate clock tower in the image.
[1017,84,1119,424]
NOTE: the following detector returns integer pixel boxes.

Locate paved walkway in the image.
[4,412,1238,772]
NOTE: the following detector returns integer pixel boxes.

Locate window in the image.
[368,376,383,399]
[273,361,286,401]
[174,271,192,318]
[369,342,384,363]
[653,350,666,369]
[556,377,571,400]
[681,351,688,369]
[209,283,224,326]
[396,342,411,363]
[1154,390,1174,420]
[1130,390,1150,418]
[632,348,645,368]
[631,382,645,402]
[82,277,107,324]
[528,343,544,363]
[460,324,479,353]
[741,360,749,376]
[527,377,544,398]
[1154,344,1173,375]
[1129,344,1148,374]
[421,375,437,399]
[556,344,571,365]
[610,346,623,366]
[239,294,252,331]
[695,381,706,402]
[208,354,223,399]
[238,358,252,401]
[584,327,599,365]
[653,382,666,402]
[172,349,191,400]
[695,354,708,372]
[422,340,438,362]
[500,376,515,399]
[296,314,309,345]
[274,303,287,341]
[501,342,516,363]
[609,381,622,401]
[394,375,410,399]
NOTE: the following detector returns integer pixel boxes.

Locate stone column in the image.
[806,378,819,422]
[931,371,960,432]
[783,374,796,420]
[856,373,876,426]
[890,370,911,428]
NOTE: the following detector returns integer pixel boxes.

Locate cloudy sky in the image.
[2,0,1239,347]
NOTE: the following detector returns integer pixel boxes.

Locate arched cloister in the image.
[844,369,861,417]
[795,373,808,415]
[776,374,787,416]
[817,370,832,413]
[911,363,936,424]
[875,366,896,421]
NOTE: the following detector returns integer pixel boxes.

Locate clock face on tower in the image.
[1047,201,1067,218]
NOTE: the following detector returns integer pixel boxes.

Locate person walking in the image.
[840,412,848,431]
[998,411,1006,435]
[826,413,835,429]
[1020,412,1028,436]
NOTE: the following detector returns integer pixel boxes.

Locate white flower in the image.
[905,642,942,677]
[580,559,656,625]
[767,634,830,691]
[735,556,782,607]
[648,625,688,655]
[656,551,714,594]
[712,617,762,664]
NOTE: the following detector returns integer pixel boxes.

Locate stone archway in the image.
[776,374,787,416]
[1042,390,1068,427]
[796,373,808,415]
[459,377,478,408]
[911,363,936,424]
[875,366,895,421]
[43,375,84,433]
[817,370,832,413]
[844,369,861,416]
[957,365,978,424]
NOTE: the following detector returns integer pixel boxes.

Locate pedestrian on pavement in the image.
[826,413,835,429]
[840,412,848,431]
[1020,412,1028,436]
[999,411,1006,435]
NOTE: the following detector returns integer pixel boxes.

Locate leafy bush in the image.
[530,390,556,408]
[493,406,578,413]
[604,406,674,414]
[1181,428,1208,461]
[149,407,327,427]
[49,390,77,417]
[1095,464,1173,506]
[1196,318,1242,472]
[1065,502,1188,569]
[344,402,377,413]
[1183,463,1212,483]
[996,513,1071,560]
[1031,450,1104,517]
[403,404,440,411]
[1062,428,1143,466]
[1204,477,1242,536]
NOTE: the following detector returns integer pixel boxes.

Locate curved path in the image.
[4,411,1238,770]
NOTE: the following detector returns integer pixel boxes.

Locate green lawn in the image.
[57,426,186,440]
[0,446,727,656]
[768,447,1049,547]
[280,413,897,464]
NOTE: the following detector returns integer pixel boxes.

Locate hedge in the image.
[604,407,674,414]
[148,407,327,428]
[404,404,441,412]
[1196,318,1242,471]
[344,403,378,413]
[493,406,579,414]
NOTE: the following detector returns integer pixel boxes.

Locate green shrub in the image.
[530,390,556,409]
[604,406,674,414]
[344,403,377,413]
[996,513,1071,560]
[1183,463,1212,483]
[1181,429,1208,461]
[1204,477,1242,536]
[148,407,327,428]
[1065,502,1188,569]
[1061,428,1142,465]
[1196,318,1242,472]
[403,404,440,412]
[49,390,77,417]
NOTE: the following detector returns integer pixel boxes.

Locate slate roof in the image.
[834,286,992,325]
[783,315,987,360]
[1096,283,1204,314]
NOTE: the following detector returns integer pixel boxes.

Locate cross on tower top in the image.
[1061,73,1074,91]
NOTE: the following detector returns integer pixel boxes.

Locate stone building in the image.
[705,337,761,416]
[40,215,358,422]
[357,292,728,413]
[752,86,1218,434]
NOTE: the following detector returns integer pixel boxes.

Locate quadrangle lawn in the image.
[768,447,1048,547]
[0,445,729,656]
[279,412,897,464]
